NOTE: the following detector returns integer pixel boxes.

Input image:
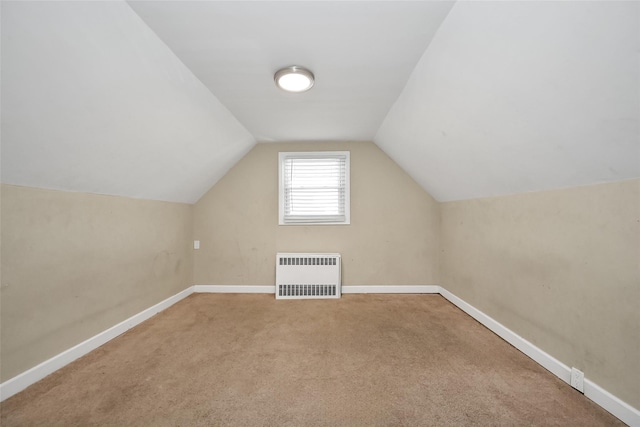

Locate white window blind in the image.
[279,151,350,225]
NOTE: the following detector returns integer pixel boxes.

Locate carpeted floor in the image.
[1,294,624,426]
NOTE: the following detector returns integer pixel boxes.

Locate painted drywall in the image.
[1,1,255,204]
[0,184,193,381]
[440,179,640,408]
[375,1,639,201]
[128,1,454,142]
[193,141,440,286]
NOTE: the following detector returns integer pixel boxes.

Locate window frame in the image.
[278,151,351,226]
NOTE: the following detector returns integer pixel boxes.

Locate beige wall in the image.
[2,147,638,413]
[193,141,440,286]
[440,179,640,408]
[0,184,193,381]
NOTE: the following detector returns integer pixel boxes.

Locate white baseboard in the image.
[2,284,637,426]
[438,287,640,427]
[193,285,275,293]
[0,286,194,402]
[342,285,439,294]
[193,285,440,295]
[584,376,640,426]
[437,287,572,383]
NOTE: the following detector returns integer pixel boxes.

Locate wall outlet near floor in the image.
[570,367,584,393]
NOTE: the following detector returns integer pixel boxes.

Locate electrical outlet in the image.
[571,367,584,393]
[194,240,200,250]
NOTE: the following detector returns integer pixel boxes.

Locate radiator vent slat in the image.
[277,284,337,298]
[279,257,337,266]
[275,253,341,300]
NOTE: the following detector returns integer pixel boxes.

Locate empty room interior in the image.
[1,0,639,425]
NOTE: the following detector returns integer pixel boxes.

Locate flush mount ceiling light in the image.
[274,66,315,93]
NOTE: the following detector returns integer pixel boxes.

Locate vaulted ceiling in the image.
[1,1,638,204]
[128,1,454,143]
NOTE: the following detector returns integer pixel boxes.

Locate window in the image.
[279,151,350,225]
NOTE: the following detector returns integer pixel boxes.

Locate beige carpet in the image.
[1,294,624,426]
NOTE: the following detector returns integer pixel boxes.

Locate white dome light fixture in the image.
[274,66,315,93]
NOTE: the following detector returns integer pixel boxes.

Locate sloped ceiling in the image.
[1,1,638,204]
[127,1,455,142]
[1,1,255,204]
[376,1,640,201]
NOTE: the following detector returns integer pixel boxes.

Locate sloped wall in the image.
[0,185,193,381]
[193,141,440,286]
[440,179,640,408]
[375,1,638,202]
[1,1,255,204]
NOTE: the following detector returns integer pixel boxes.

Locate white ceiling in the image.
[127,1,455,142]
[376,1,639,201]
[1,1,254,203]
[1,1,638,204]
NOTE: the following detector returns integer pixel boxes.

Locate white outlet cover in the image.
[194,240,200,250]
[571,367,584,393]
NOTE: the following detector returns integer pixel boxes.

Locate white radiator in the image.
[275,253,341,299]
